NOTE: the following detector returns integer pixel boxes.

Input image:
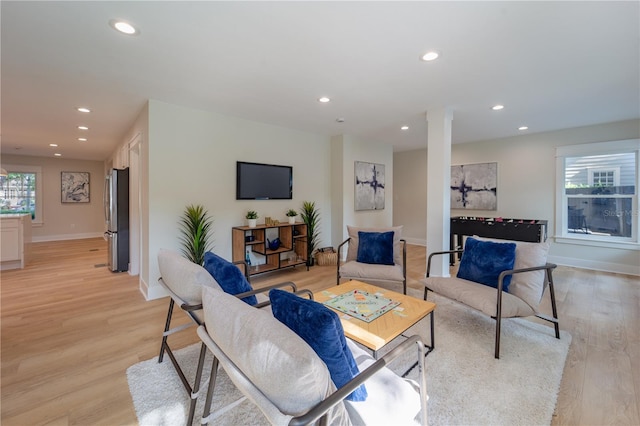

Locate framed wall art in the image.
[61,171,90,203]
[451,162,497,210]
[355,161,385,211]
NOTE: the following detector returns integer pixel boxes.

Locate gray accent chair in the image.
[337,225,407,294]
[156,248,302,425]
[196,285,428,425]
[421,237,560,359]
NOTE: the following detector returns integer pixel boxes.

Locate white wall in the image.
[394,118,640,275]
[1,155,105,241]
[330,134,394,245]
[144,100,333,299]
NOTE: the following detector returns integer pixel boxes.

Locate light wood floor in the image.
[1,238,638,425]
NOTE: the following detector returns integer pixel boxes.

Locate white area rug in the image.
[127,292,571,425]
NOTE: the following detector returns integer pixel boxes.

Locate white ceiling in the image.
[2,1,639,161]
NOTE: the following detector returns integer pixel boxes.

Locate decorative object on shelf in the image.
[61,171,90,203]
[264,217,280,226]
[300,201,320,266]
[355,161,385,211]
[267,238,281,251]
[246,210,258,228]
[178,204,213,266]
[286,208,297,224]
[451,162,497,210]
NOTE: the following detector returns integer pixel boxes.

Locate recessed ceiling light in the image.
[49,143,58,147]
[518,126,529,131]
[318,97,331,103]
[54,153,62,157]
[77,107,91,113]
[492,105,505,111]
[421,51,439,61]
[336,118,345,123]
[78,126,89,130]
[109,20,138,35]
[401,126,409,130]
[78,138,87,142]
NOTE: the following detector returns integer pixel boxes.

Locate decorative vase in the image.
[288,217,296,224]
[247,219,257,228]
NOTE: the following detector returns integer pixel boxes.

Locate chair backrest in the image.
[474,236,551,309]
[345,225,404,265]
[199,285,348,424]
[157,248,221,305]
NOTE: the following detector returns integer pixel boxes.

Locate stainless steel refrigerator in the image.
[104,168,129,272]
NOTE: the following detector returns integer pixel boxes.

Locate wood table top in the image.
[314,280,436,351]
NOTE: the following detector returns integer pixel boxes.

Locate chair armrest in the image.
[496,263,557,292]
[426,249,463,277]
[234,281,298,301]
[232,260,251,282]
[289,335,427,426]
[336,238,351,284]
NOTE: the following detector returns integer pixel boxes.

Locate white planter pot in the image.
[288,217,296,224]
[247,219,257,228]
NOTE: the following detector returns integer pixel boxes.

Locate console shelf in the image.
[232,222,308,277]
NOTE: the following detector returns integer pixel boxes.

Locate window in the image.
[0,165,43,225]
[556,140,639,248]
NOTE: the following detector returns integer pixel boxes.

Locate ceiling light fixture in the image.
[318,97,331,103]
[78,138,87,142]
[336,118,345,123]
[49,143,58,147]
[109,20,138,35]
[401,126,409,130]
[492,105,504,111]
[78,125,89,130]
[421,51,439,61]
[518,126,529,131]
[54,153,62,157]
[77,107,91,113]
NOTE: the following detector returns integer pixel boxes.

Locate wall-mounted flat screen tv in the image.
[236,161,293,200]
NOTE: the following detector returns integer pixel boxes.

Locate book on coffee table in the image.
[323,289,400,323]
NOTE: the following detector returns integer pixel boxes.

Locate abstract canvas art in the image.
[61,171,90,203]
[355,161,385,211]
[451,162,497,210]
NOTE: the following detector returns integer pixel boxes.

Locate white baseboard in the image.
[32,232,104,243]
[144,279,168,301]
[547,255,640,276]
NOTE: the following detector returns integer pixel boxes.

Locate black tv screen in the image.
[236,161,293,200]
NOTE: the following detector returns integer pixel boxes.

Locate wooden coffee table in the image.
[314,280,436,361]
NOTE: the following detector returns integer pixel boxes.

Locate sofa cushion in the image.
[339,261,405,283]
[269,289,367,401]
[203,251,257,305]
[345,339,422,425]
[423,275,535,318]
[474,236,551,310]
[457,237,516,292]
[201,285,339,417]
[157,248,220,305]
[356,231,394,265]
[346,225,403,265]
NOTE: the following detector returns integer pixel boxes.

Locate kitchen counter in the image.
[1,213,32,270]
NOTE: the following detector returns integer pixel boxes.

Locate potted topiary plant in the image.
[286,208,297,224]
[246,210,258,228]
[178,204,213,266]
[300,201,320,266]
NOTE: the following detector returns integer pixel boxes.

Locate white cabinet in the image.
[0,214,32,270]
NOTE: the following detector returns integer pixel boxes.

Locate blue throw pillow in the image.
[269,289,367,401]
[356,231,394,265]
[456,237,517,292]
[203,252,257,305]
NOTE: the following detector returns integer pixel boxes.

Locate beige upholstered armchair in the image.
[421,236,560,358]
[337,225,407,294]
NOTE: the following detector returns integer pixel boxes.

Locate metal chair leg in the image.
[158,299,175,363]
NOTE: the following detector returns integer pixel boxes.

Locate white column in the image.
[426,107,453,277]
